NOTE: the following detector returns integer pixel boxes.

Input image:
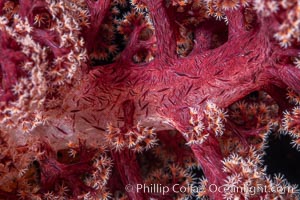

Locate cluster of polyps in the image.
[220,147,299,200]
[283,107,300,150]
[0,15,48,133]
[271,0,300,48]
[205,0,249,21]
[184,101,227,145]
[282,90,300,150]
[0,0,88,134]
[106,122,158,152]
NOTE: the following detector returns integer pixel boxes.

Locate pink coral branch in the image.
[32,29,69,57]
[86,29,280,133]
[277,65,300,94]
[85,0,111,51]
[142,0,177,61]
[191,25,213,55]
[117,21,155,64]
[225,8,247,40]
[191,136,226,199]
[112,150,147,200]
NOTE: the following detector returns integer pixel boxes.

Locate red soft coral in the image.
[0,0,300,199]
